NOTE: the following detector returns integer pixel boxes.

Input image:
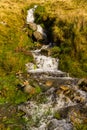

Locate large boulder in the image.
[33,31,45,41]
[28,22,37,31]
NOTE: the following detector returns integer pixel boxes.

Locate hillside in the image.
[0,0,87,129]
[0,0,87,101]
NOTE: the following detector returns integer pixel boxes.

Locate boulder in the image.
[23,80,36,94]
[28,22,37,31]
[33,31,44,41]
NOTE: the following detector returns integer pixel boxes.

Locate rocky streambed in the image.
[18,44,87,130]
[17,5,87,130]
[0,4,87,130]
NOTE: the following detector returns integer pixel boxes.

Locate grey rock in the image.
[47,119,59,130]
[38,123,47,130]
[47,119,73,130]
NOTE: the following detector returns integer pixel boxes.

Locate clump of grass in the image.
[50,46,61,58]
[34,5,47,23]
[53,112,61,120]
[0,75,30,104]
[74,123,87,130]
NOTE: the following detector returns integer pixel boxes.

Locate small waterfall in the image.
[26,5,47,38]
[26,5,62,74]
[27,47,59,72]
[26,6,64,75]
[37,24,47,37]
[37,25,44,34]
[26,5,37,23]
[18,5,87,130]
[34,55,58,71]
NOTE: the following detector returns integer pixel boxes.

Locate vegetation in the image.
[0,0,87,123]
[74,123,87,130]
[0,0,87,129]
[53,112,61,120]
[0,0,35,104]
[33,0,87,78]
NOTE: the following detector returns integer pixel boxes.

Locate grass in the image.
[74,123,87,130]
[0,1,87,129]
[0,0,87,103]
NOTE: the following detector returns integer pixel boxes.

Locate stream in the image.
[18,5,87,130]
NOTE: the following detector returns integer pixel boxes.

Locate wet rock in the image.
[47,119,59,129]
[57,103,87,125]
[40,49,49,56]
[45,80,53,87]
[78,78,87,92]
[33,31,44,41]
[69,107,87,124]
[74,89,87,103]
[60,85,70,91]
[18,79,87,129]
[28,22,37,31]
[33,31,47,42]
[23,80,36,94]
[47,119,73,130]
[46,87,56,95]
[36,77,78,89]
[38,123,47,130]
[28,71,67,78]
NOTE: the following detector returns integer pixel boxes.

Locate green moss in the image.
[0,73,37,104]
[74,123,87,130]
[53,112,61,120]
[35,86,42,94]
[0,103,27,130]
[50,46,61,58]
[34,5,46,23]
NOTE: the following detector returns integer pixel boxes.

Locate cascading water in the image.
[18,5,87,130]
[26,6,67,76]
[26,47,59,73]
[27,5,47,38]
[27,5,37,23]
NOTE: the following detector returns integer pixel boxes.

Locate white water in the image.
[37,24,47,37]
[37,25,44,34]
[26,46,61,73]
[27,5,37,23]
[34,55,59,71]
[19,6,87,130]
[18,89,75,128]
[26,6,60,73]
[26,5,47,37]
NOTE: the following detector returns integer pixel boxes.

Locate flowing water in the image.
[18,5,87,130]
[27,5,47,38]
[26,47,59,73]
[27,5,37,23]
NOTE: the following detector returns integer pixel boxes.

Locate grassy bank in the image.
[34,0,87,77]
